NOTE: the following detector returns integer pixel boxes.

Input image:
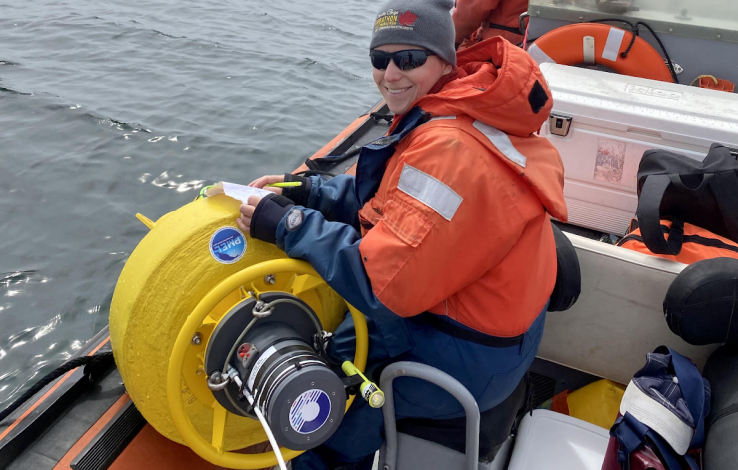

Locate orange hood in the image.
[414,37,554,137]
[395,38,567,221]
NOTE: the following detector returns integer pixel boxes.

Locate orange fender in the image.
[528,23,673,82]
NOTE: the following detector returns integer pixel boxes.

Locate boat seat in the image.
[386,433,514,470]
[379,362,521,470]
[703,346,738,470]
[395,374,527,462]
[506,409,610,470]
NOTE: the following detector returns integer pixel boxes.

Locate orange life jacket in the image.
[357,39,567,338]
[453,0,528,48]
[618,219,738,265]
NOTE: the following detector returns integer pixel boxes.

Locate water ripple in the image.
[151,171,206,193]
[1,271,46,288]
[0,0,381,408]
[0,85,33,96]
[153,29,186,39]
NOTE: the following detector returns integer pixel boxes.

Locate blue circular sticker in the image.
[289,389,331,434]
[209,227,246,264]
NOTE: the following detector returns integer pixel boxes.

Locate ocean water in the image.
[0,0,381,407]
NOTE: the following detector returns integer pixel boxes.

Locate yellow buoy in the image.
[109,194,350,453]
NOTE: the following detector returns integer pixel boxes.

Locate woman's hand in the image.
[249,174,285,195]
[236,195,263,233]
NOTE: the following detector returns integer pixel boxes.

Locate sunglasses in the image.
[369,49,436,71]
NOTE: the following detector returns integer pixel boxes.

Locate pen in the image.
[264,182,303,187]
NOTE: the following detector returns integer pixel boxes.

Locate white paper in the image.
[205,181,271,204]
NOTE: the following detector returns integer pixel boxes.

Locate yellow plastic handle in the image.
[167,258,368,469]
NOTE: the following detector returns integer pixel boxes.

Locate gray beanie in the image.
[370,0,456,66]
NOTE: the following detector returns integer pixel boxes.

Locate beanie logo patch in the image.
[398,11,418,27]
[374,9,418,32]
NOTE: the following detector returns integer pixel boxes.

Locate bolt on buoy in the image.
[191,333,202,345]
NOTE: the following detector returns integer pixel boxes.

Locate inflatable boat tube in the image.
[663,257,738,346]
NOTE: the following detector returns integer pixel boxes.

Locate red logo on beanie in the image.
[374,9,417,32]
[398,11,418,27]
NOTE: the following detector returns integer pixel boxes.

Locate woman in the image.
[238,0,567,468]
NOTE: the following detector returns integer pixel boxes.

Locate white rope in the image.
[244,390,288,470]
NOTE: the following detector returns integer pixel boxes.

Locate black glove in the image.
[281,173,312,207]
[250,194,295,245]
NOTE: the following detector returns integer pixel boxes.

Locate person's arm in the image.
[247,129,530,353]
[252,173,361,228]
[240,193,415,358]
[303,175,361,229]
[275,209,416,357]
[452,0,501,44]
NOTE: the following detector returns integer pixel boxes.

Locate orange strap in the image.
[619,221,738,264]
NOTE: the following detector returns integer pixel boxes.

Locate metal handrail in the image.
[379,362,480,470]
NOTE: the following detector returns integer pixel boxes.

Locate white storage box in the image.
[507,410,610,470]
[539,63,738,235]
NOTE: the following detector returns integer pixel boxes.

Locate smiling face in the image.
[372,44,452,115]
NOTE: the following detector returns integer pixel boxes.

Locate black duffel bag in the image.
[636,143,738,256]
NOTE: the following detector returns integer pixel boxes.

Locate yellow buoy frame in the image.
[110,194,361,457]
[167,258,368,469]
[110,194,368,468]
